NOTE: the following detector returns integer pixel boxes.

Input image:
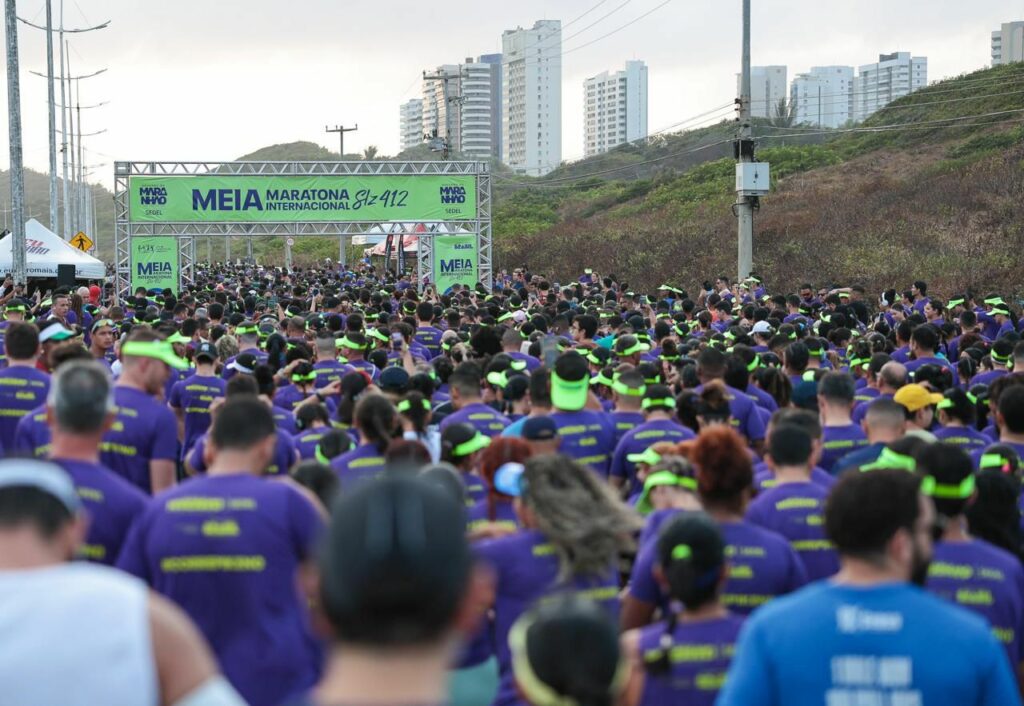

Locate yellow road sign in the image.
[71,232,94,251]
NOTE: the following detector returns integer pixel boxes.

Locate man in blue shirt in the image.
[717,469,1020,706]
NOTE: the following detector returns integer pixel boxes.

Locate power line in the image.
[759,115,1024,141]
[758,108,1024,136]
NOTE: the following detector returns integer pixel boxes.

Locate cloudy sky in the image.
[0,0,1016,188]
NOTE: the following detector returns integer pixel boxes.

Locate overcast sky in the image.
[0,0,1017,189]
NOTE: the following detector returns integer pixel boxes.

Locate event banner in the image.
[129,175,477,223]
[131,237,179,292]
[433,235,478,293]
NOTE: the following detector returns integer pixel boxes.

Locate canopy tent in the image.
[0,219,105,280]
[366,234,419,257]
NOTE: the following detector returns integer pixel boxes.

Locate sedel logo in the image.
[139,185,168,206]
[439,185,466,205]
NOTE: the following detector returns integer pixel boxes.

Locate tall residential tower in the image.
[583,60,648,157]
[502,20,562,176]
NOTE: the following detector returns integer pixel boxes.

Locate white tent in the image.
[0,219,105,280]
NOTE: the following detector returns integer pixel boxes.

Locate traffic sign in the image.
[286,237,295,247]
[71,232,94,252]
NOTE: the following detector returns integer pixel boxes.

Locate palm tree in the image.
[770,97,796,128]
[362,145,380,160]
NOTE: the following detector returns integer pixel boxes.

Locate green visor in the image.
[627,447,662,466]
[920,473,975,500]
[487,371,510,388]
[452,431,491,458]
[642,397,676,410]
[367,328,390,343]
[122,340,189,370]
[860,448,916,473]
[636,470,698,515]
[166,331,191,345]
[551,370,589,411]
[336,336,366,351]
[979,454,1012,472]
[236,324,259,336]
[611,379,645,397]
[397,398,432,413]
[590,371,614,387]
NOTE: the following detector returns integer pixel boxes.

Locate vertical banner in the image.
[397,233,406,275]
[130,237,179,293]
[432,235,478,294]
[383,233,395,267]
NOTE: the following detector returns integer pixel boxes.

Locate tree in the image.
[362,145,380,160]
[770,97,796,128]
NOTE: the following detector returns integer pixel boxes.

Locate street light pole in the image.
[44,0,57,232]
[5,0,26,285]
[736,0,754,280]
[326,123,358,269]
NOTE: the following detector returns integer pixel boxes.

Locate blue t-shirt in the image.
[717,582,1021,706]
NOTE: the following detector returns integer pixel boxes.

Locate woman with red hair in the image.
[469,437,532,536]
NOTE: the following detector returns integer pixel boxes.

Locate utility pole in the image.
[325,123,358,269]
[735,0,753,281]
[58,2,67,237]
[44,0,57,233]
[5,0,26,285]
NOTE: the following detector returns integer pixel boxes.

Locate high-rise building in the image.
[399,99,424,152]
[992,22,1024,65]
[790,66,854,128]
[502,20,562,176]
[583,60,648,157]
[420,56,502,160]
[739,66,787,119]
[855,52,927,122]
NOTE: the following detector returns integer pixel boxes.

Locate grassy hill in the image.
[494,62,1024,296]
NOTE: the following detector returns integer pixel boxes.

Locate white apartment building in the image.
[992,22,1024,65]
[790,66,854,128]
[502,20,562,176]
[739,66,787,119]
[583,60,648,157]
[418,56,502,160]
[855,52,927,122]
[399,99,424,152]
[422,64,462,153]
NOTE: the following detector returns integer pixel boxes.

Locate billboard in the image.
[433,235,478,293]
[129,175,477,223]
[130,237,178,292]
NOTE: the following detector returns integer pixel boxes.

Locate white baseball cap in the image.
[751,321,773,335]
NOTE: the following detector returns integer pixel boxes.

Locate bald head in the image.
[878,362,907,393]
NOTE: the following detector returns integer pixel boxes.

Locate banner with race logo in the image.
[432,235,478,293]
[130,237,179,293]
[129,175,477,223]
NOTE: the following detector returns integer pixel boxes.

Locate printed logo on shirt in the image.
[836,605,903,633]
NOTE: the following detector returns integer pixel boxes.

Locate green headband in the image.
[979,453,1013,472]
[860,448,916,473]
[166,331,190,345]
[635,470,698,515]
[627,447,662,466]
[992,351,1012,364]
[590,372,614,387]
[611,379,645,397]
[336,336,366,351]
[236,324,259,336]
[121,341,189,370]
[397,399,431,413]
[367,328,390,342]
[314,445,331,465]
[746,355,761,373]
[920,474,976,500]
[642,397,676,410]
[291,371,317,383]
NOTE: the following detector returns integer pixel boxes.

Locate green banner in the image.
[131,237,179,293]
[129,175,477,223]
[433,235,478,293]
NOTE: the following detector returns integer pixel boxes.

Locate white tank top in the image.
[0,562,158,706]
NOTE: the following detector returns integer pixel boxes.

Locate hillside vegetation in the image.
[494,62,1024,296]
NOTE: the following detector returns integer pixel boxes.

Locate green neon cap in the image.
[920,473,976,500]
[121,340,189,370]
[860,448,916,473]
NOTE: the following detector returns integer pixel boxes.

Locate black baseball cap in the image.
[523,416,558,441]
[194,342,217,362]
[319,473,472,646]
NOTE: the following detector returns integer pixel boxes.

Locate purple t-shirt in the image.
[440,402,510,437]
[467,497,520,534]
[693,383,767,443]
[906,355,959,386]
[610,418,696,493]
[630,519,807,615]
[853,393,893,425]
[330,442,386,487]
[476,529,620,706]
[53,457,148,566]
[187,430,297,476]
[550,409,616,477]
[927,539,1024,666]
[745,481,839,582]
[294,428,331,461]
[821,424,868,473]
[346,359,380,383]
[933,425,991,451]
[753,463,836,493]
[168,374,226,461]
[273,386,338,416]
[0,365,49,451]
[221,349,270,380]
[116,474,324,706]
[636,615,746,706]
[507,350,542,373]
[272,406,299,436]
[101,386,179,494]
[414,325,444,358]
[12,404,50,457]
[972,370,1008,388]
[312,360,353,390]
[611,410,647,446]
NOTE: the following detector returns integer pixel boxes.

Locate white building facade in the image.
[419,56,502,160]
[583,60,648,157]
[740,66,787,119]
[855,52,927,122]
[790,66,854,128]
[399,99,424,152]
[992,22,1024,65]
[502,20,562,176]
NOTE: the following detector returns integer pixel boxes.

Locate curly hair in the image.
[521,454,641,580]
[691,426,753,513]
[479,437,533,520]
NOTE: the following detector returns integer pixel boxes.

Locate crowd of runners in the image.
[0,262,1023,705]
